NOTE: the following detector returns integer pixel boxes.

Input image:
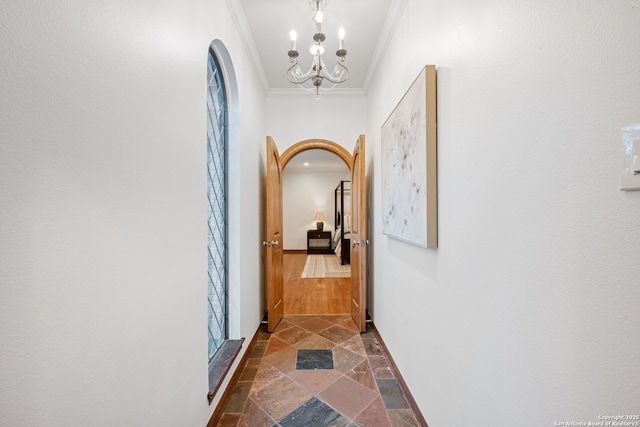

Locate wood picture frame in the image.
[381,65,437,248]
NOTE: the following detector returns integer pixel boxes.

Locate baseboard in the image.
[206,322,266,427]
[284,249,307,255]
[369,321,430,427]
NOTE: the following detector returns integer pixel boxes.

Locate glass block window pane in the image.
[207,50,228,361]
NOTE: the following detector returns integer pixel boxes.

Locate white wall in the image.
[366,1,640,426]
[266,93,367,152]
[0,1,265,426]
[283,170,350,250]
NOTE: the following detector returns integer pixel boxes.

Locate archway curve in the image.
[280,139,352,170]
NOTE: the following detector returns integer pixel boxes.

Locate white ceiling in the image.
[239,0,393,91]
[235,0,398,168]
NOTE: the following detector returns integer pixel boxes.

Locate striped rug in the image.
[301,255,351,279]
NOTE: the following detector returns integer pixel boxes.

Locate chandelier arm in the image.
[286,62,318,85]
[319,80,338,91]
[319,61,349,84]
[296,84,317,92]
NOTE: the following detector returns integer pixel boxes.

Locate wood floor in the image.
[283,253,351,315]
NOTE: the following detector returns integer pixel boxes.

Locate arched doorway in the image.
[264,135,367,331]
[281,139,352,170]
[281,140,352,316]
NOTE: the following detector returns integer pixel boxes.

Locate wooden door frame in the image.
[275,138,354,318]
[280,139,352,170]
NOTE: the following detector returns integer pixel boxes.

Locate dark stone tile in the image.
[296,349,334,370]
[224,382,252,413]
[251,341,268,358]
[368,355,394,379]
[257,329,271,341]
[239,362,259,382]
[388,409,419,426]
[362,338,383,356]
[376,379,409,410]
[361,324,376,338]
[279,397,349,427]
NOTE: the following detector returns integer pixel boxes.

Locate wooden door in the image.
[350,135,367,332]
[265,136,284,332]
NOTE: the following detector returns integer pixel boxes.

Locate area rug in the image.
[301,255,351,279]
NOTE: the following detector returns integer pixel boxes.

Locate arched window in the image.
[206,41,241,404]
[207,49,228,361]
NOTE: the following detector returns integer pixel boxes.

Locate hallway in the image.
[216,316,420,426]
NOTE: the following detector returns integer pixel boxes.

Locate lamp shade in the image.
[314,212,325,230]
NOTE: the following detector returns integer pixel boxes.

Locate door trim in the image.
[280,139,352,170]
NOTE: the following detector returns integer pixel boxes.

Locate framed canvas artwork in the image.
[381,65,438,248]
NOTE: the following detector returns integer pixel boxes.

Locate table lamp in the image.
[314,212,325,230]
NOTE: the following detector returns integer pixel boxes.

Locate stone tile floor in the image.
[216,315,420,427]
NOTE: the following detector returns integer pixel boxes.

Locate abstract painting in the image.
[381,65,438,248]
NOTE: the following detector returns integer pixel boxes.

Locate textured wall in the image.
[0,0,265,425]
[366,0,640,425]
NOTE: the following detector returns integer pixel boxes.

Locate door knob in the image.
[271,240,279,247]
[361,239,370,247]
[352,241,359,248]
[262,241,271,247]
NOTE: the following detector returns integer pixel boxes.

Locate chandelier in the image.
[286,0,348,98]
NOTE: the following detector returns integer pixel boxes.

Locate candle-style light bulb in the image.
[338,27,345,50]
[315,10,323,32]
[290,29,297,50]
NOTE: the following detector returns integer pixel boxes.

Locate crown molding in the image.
[362,0,408,93]
[225,0,270,93]
[225,0,403,96]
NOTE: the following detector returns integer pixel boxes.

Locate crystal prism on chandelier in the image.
[286,0,348,98]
